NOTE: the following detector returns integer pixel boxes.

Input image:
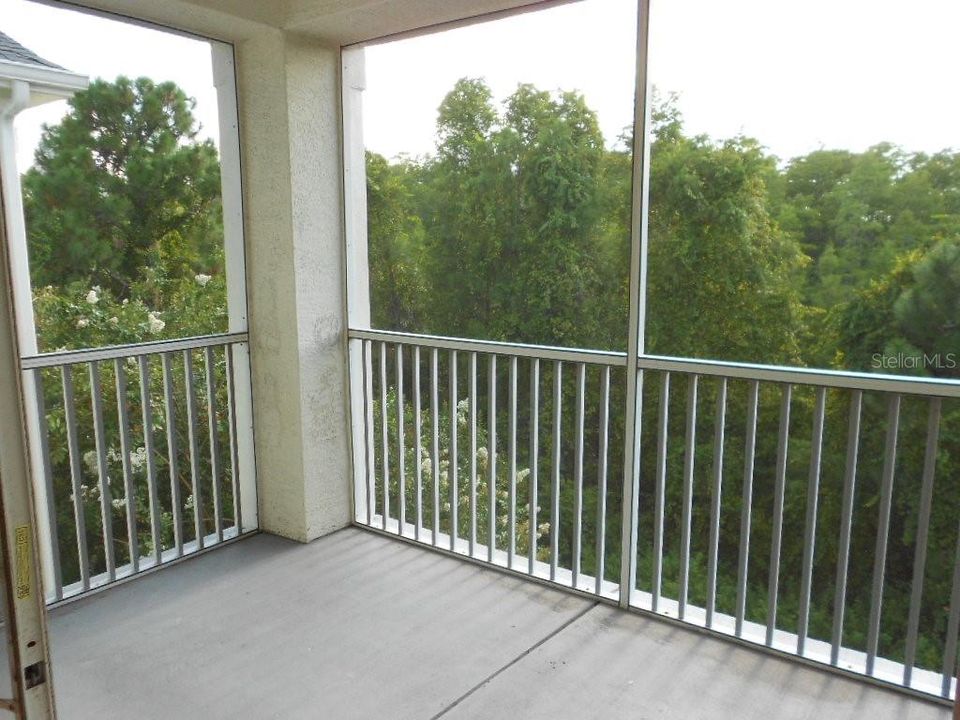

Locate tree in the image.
[23,76,223,300]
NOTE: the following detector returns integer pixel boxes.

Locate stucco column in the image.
[234,29,353,542]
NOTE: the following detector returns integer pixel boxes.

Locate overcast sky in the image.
[4,0,219,170]
[5,0,960,170]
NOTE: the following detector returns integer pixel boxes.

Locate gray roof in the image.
[0,30,64,71]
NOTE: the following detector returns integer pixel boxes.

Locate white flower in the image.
[122,299,129,306]
[184,494,195,510]
[147,311,165,334]
[82,450,98,474]
[85,289,99,305]
[195,273,212,287]
[517,468,531,483]
[108,316,119,326]
[111,497,127,510]
[76,317,89,329]
[130,446,147,470]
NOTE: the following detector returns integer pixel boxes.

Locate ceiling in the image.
[50,0,577,45]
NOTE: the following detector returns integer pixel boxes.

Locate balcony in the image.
[7,328,957,718]
[1,528,951,719]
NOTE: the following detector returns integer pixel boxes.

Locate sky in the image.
[364,0,960,163]
[4,0,219,170]
[4,0,960,169]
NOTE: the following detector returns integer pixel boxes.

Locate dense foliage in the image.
[365,78,960,674]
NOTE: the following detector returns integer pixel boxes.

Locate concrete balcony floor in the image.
[14,528,954,719]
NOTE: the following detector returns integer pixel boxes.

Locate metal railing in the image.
[348,327,960,703]
[21,332,256,604]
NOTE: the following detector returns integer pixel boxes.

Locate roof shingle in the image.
[0,30,64,71]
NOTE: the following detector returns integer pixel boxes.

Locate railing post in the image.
[341,45,372,524]
[619,0,654,609]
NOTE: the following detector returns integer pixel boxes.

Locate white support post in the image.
[341,45,372,524]
[212,41,258,533]
[0,165,56,718]
[0,81,57,602]
[618,0,654,609]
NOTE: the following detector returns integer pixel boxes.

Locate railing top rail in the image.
[20,332,248,370]
[348,327,628,367]
[640,355,960,397]
[349,327,960,398]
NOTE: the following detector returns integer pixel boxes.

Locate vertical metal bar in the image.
[161,354,183,556]
[379,341,390,530]
[139,356,163,562]
[619,0,654,614]
[903,397,942,686]
[469,352,478,555]
[449,349,459,550]
[89,361,116,580]
[596,367,611,596]
[866,394,901,675]
[734,380,759,636]
[31,370,62,599]
[362,341,375,527]
[203,346,224,543]
[706,377,728,628]
[797,386,826,655]
[62,365,90,590]
[942,518,960,697]
[396,344,406,535]
[529,357,540,575]
[652,371,670,611]
[766,384,792,646]
[488,354,497,563]
[414,345,423,540]
[572,363,585,588]
[115,360,140,566]
[431,348,440,545]
[678,374,698,620]
[225,346,242,532]
[183,352,204,548]
[831,390,862,665]
[508,356,518,567]
[550,361,562,582]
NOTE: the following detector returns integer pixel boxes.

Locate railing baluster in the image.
[379,342,390,530]
[488,354,497,563]
[138,356,163,563]
[362,341,375,527]
[396,344,406,536]
[706,377,728,629]
[62,365,90,590]
[161,354,183,557]
[866,393,901,675]
[225,346,242,532]
[31,370,63,599]
[203,346,224,543]
[595,367,611,596]
[903,397,942,686]
[449,349,459,550]
[89,361,116,580]
[572,363,585,589]
[508,356,518,567]
[183,351,205,547]
[766,384,792,646]
[413,345,423,539]
[550,361,563,582]
[116,359,141,565]
[652,371,670,612]
[678,374,698,620]
[831,390,862,665]
[469,352,478,555]
[529,358,540,575]
[797,386,826,655]
[735,380,759,637]
[431,348,440,545]
[942,517,960,698]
